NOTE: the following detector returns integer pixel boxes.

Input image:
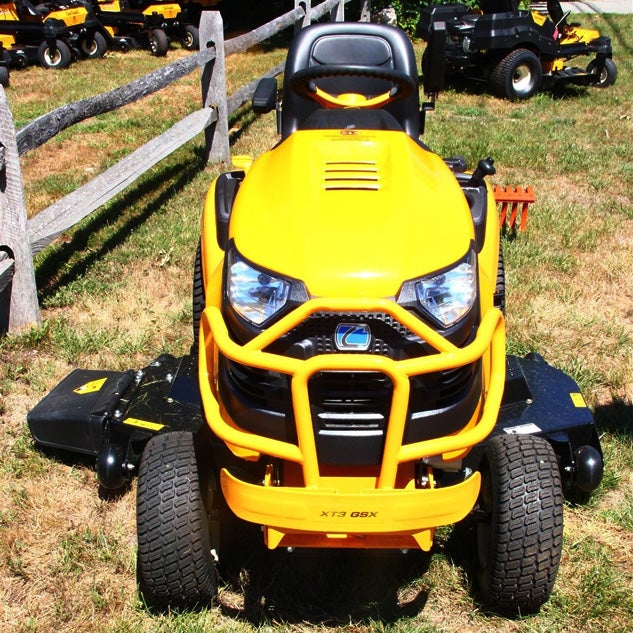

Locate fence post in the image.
[331,0,344,21]
[360,0,371,22]
[295,0,310,30]
[0,87,40,334]
[200,11,230,165]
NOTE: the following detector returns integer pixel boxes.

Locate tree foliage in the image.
[371,0,479,35]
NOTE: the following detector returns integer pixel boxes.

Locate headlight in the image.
[228,253,290,325]
[415,252,477,327]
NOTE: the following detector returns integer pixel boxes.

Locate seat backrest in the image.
[479,0,518,14]
[281,22,421,140]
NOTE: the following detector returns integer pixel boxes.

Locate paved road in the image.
[558,0,633,13]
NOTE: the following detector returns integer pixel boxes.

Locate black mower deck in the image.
[27,354,203,489]
[27,353,602,493]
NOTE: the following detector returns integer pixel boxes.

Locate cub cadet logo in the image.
[334,323,371,351]
[320,510,378,518]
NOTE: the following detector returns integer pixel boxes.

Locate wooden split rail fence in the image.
[0,0,373,334]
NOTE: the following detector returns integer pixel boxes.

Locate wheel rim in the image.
[512,64,535,96]
[45,49,61,66]
[83,40,98,56]
[183,32,194,48]
[598,67,608,85]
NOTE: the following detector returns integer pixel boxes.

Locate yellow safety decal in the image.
[123,418,164,432]
[570,392,587,408]
[73,378,107,395]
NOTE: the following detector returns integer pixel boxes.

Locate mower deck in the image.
[27,352,602,494]
[27,353,203,488]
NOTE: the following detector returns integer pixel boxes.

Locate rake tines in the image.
[494,185,535,232]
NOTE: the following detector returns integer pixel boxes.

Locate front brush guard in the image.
[199,299,505,546]
[200,299,506,488]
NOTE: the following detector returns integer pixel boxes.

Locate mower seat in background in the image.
[281,22,421,140]
[299,107,403,132]
[480,0,519,14]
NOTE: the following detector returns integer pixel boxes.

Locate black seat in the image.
[299,107,403,132]
[281,22,421,140]
[479,0,518,14]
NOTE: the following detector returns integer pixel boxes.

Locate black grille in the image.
[309,371,392,428]
[273,311,425,359]
[220,310,482,464]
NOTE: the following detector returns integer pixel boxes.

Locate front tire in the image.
[137,431,217,610]
[489,49,542,100]
[587,57,617,88]
[38,40,72,69]
[476,434,564,614]
[149,28,169,57]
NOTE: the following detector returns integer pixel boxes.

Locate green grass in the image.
[0,12,632,633]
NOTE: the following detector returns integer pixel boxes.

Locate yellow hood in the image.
[230,129,474,298]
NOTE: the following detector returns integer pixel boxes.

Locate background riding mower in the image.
[0,42,10,84]
[417,0,616,100]
[28,21,604,616]
[87,0,198,56]
[0,0,106,69]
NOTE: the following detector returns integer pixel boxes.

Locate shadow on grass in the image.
[593,395,633,437]
[33,146,209,302]
[444,73,601,102]
[217,520,431,626]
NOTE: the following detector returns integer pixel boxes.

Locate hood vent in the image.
[323,161,380,191]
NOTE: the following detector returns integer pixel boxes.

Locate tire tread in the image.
[137,432,216,609]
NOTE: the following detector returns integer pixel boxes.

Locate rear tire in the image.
[587,57,617,87]
[476,434,564,614]
[137,431,217,610]
[489,49,542,100]
[38,40,72,69]
[0,66,9,87]
[149,28,169,57]
[494,247,505,314]
[81,31,107,59]
[192,240,206,351]
[181,24,199,51]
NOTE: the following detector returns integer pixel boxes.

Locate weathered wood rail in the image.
[0,0,373,334]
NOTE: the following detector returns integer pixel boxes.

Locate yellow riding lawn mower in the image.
[89,0,198,56]
[28,21,604,615]
[0,0,106,69]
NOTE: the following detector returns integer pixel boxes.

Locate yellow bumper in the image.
[199,298,505,548]
[221,467,481,550]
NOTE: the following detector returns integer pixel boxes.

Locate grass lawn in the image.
[1,13,632,633]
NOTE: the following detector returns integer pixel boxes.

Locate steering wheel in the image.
[288,65,416,109]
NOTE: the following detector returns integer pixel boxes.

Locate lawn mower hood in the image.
[229,128,475,299]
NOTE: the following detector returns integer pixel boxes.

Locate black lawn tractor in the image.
[417,0,616,100]
[28,20,604,615]
[87,0,199,56]
[0,0,107,70]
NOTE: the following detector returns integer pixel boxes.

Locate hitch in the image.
[494,185,536,232]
